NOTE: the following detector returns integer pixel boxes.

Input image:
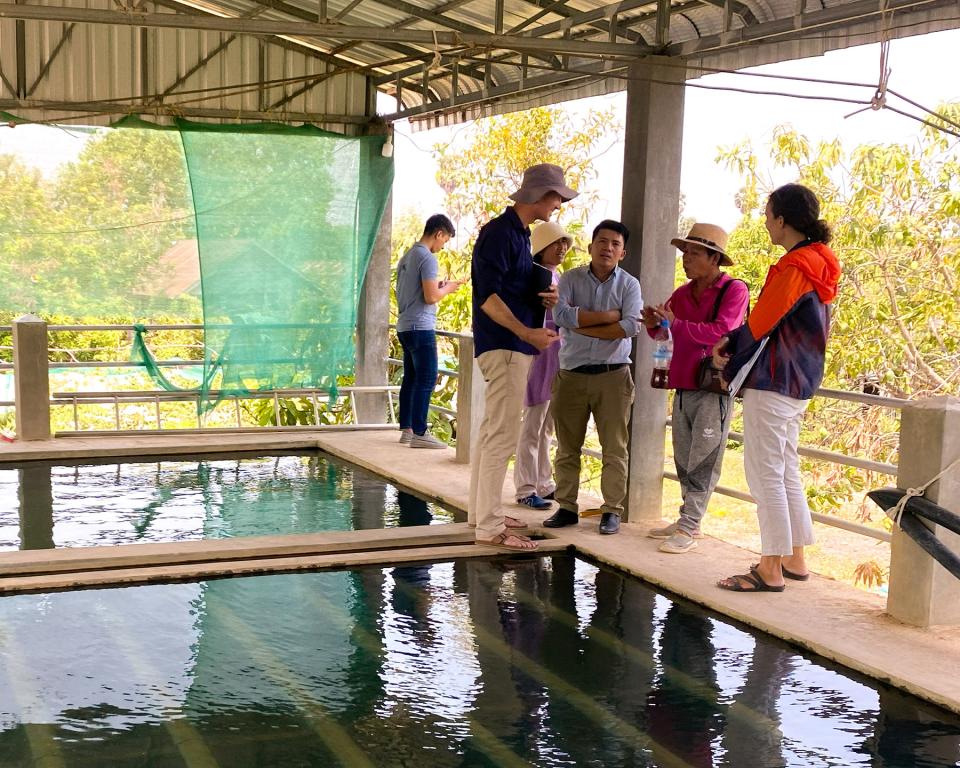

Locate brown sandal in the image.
[504,516,529,530]
[476,533,539,551]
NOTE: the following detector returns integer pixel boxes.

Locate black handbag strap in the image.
[708,278,749,322]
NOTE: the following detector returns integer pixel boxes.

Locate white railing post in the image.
[886,396,960,627]
[13,315,51,441]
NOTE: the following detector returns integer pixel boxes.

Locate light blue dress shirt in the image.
[553,264,643,370]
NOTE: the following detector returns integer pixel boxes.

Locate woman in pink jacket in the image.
[643,224,749,554]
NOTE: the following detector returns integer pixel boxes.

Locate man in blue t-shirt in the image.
[396,213,462,448]
[469,163,578,552]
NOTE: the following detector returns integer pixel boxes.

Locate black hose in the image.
[868,488,960,580]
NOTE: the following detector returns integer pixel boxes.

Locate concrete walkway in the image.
[2,428,960,716]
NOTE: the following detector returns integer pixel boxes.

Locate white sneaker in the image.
[659,530,699,554]
[647,521,702,540]
[399,429,413,444]
[410,432,446,449]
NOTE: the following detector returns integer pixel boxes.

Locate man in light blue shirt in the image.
[543,219,642,535]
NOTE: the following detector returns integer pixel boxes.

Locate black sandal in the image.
[717,570,785,593]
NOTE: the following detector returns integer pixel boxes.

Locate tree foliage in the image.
[718,107,960,537]
[423,106,620,333]
[719,109,960,400]
[389,106,620,445]
[0,127,198,319]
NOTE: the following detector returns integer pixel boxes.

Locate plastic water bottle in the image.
[650,319,673,389]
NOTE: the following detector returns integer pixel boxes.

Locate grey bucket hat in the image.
[509,163,579,204]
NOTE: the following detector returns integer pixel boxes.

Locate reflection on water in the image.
[0,453,457,550]
[0,557,957,767]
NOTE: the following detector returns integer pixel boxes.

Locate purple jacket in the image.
[525,271,560,406]
[646,273,750,390]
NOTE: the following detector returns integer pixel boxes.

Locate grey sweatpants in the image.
[672,390,732,535]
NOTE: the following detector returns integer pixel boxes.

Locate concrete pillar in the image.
[887,396,960,627]
[355,191,392,424]
[18,465,55,550]
[454,335,485,464]
[619,56,686,523]
[13,315,51,441]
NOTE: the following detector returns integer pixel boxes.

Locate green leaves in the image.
[727,113,960,400]
[1,128,197,318]
[430,106,621,278]
[724,111,959,528]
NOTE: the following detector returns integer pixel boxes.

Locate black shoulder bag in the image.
[696,279,748,394]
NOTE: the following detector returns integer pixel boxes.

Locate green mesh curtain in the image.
[0,115,392,410]
[176,120,393,408]
[0,117,198,319]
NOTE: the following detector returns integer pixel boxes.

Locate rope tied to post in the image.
[888,455,960,528]
[869,456,960,581]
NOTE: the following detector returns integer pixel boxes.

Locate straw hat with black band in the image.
[670,223,733,267]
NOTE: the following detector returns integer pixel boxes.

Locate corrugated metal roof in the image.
[0,0,957,130]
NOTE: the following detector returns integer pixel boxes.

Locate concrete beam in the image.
[887,396,960,627]
[355,191,393,425]
[13,315,51,442]
[454,335,484,464]
[619,56,685,523]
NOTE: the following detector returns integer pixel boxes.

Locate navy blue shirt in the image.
[471,207,538,356]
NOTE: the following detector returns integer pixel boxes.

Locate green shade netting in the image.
[0,115,393,412]
[0,118,198,318]
[176,119,393,408]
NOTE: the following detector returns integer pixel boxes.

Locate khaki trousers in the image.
[552,366,634,516]
[469,349,533,540]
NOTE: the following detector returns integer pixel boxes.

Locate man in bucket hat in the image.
[642,223,749,553]
[470,163,578,552]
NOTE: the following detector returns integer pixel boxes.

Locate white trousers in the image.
[468,350,532,540]
[742,388,815,556]
[513,400,556,500]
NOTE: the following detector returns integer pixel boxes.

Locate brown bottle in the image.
[649,319,672,389]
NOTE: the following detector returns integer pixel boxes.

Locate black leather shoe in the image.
[543,508,579,528]
[599,512,621,535]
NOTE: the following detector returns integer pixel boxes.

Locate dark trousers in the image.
[398,330,438,435]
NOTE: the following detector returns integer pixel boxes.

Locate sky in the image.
[387,27,960,234]
[2,27,958,235]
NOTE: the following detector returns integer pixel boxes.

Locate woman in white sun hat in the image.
[513,221,573,511]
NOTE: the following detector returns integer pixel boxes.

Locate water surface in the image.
[0,451,456,550]
[0,556,957,767]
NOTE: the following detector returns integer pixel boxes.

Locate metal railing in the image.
[2,321,904,543]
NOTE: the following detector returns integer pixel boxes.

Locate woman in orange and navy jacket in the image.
[712,183,842,593]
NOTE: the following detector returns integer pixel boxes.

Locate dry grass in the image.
[573,428,891,594]
[661,442,891,594]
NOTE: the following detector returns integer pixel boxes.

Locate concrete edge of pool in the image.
[3,428,960,718]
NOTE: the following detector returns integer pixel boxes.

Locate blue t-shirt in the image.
[471,207,537,357]
[396,242,439,332]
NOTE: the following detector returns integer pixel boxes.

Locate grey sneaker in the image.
[399,429,413,444]
[410,432,446,449]
[647,521,702,540]
[659,530,699,554]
